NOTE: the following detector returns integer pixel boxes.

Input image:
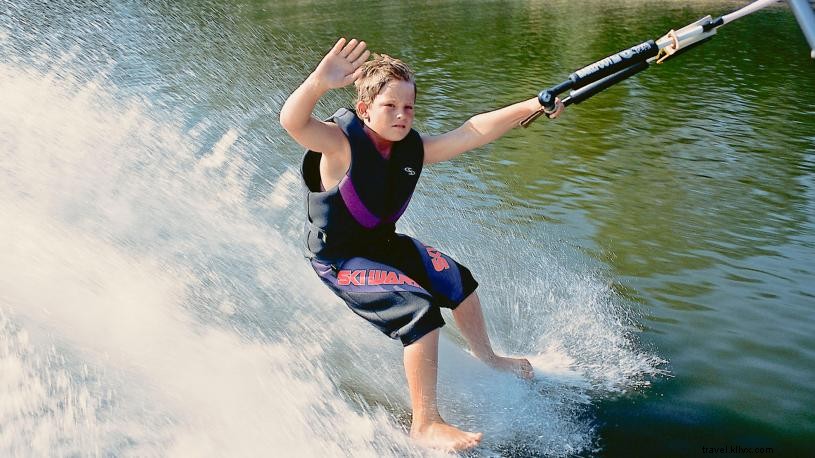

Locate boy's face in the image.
[357,79,415,142]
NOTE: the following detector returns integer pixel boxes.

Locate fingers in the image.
[335,38,370,84]
[554,99,565,116]
[334,38,368,62]
[546,97,566,119]
[339,38,360,57]
[338,38,357,57]
[344,52,371,85]
[349,65,364,81]
[347,41,368,62]
[330,37,346,55]
[352,49,370,67]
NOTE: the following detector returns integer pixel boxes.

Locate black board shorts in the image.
[309,234,479,346]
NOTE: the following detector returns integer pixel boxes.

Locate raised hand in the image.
[312,38,371,91]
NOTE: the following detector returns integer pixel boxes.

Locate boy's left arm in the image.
[422,97,564,165]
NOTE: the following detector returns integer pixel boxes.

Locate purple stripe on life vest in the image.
[338,175,380,229]
[384,192,413,224]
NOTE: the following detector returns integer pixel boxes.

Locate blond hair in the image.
[354,54,416,104]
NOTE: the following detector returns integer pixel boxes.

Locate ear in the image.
[355,100,369,120]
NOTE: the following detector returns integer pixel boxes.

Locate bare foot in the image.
[411,420,483,451]
[487,355,534,380]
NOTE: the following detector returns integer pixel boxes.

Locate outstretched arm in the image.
[279,38,370,155]
[422,97,564,165]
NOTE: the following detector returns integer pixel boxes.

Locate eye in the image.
[405,105,414,111]
[384,103,395,108]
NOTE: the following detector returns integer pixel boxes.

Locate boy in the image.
[279,38,564,451]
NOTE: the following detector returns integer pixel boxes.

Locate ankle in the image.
[474,350,497,364]
[411,411,444,431]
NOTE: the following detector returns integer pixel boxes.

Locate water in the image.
[1,0,813,456]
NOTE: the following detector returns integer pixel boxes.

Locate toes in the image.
[459,436,481,450]
[458,432,482,450]
[452,437,479,451]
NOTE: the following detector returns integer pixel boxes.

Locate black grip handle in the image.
[523,39,658,128]
[522,60,650,128]
[538,89,557,111]
[565,60,649,105]
[535,40,657,111]
[538,80,573,111]
[568,40,658,89]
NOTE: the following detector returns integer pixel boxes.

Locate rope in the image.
[722,0,782,25]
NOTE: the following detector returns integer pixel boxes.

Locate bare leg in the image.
[452,292,534,379]
[404,328,482,451]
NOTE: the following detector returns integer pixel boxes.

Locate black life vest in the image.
[301,108,424,259]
